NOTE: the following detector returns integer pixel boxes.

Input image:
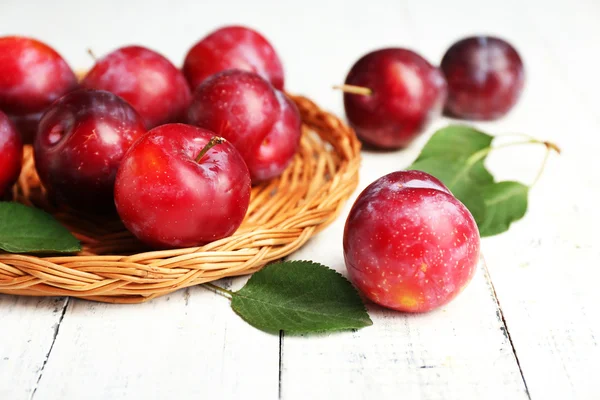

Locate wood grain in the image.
[281,216,528,399]
[0,296,68,400]
[29,279,279,399]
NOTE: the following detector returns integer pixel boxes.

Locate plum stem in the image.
[87,48,97,61]
[195,136,225,163]
[333,84,373,96]
[203,282,234,298]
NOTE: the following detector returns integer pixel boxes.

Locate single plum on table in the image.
[81,46,192,129]
[343,170,480,313]
[188,70,301,183]
[114,124,251,249]
[183,25,284,91]
[34,89,147,214]
[341,48,447,149]
[441,36,525,120]
[0,110,23,199]
[0,36,78,142]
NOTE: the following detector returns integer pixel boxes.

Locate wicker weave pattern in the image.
[0,95,361,303]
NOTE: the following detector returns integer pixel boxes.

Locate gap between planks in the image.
[481,258,531,400]
[279,330,284,399]
[19,258,528,400]
[28,297,70,400]
[278,255,289,400]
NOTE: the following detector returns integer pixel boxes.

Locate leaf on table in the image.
[231,260,373,334]
[414,124,494,183]
[408,157,489,225]
[0,202,81,253]
[478,181,529,237]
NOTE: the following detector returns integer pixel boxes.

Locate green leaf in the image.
[0,203,81,253]
[408,157,489,225]
[415,125,494,163]
[478,181,529,237]
[408,125,497,226]
[415,125,495,183]
[231,261,373,334]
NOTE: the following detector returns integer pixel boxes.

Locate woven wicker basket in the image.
[0,95,361,303]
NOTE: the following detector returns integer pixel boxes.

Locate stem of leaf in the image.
[472,138,559,164]
[203,282,234,298]
[493,132,539,141]
[476,137,560,188]
[465,139,540,167]
[530,141,561,188]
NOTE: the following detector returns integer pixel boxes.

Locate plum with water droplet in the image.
[81,46,191,129]
[188,70,301,183]
[114,124,251,248]
[34,89,146,213]
[343,170,480,312]
[341,48,447,149]
[183,25,284,91]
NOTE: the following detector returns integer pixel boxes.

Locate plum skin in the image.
[114,124,251,249]
[0,36,78,143]
[187,70,301,183]
[81,46,192,129]
[343,48,447,149]
[0,36,78,116]
[0,111,23,198]
[34,89,147,214]
[183,25,284,91]
[441,36,525,120]
[343,170,480,312]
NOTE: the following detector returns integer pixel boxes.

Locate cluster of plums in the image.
[0,28,524,313]
[341,37,524,149]
[340,36,523,312]
[0,27,301,248]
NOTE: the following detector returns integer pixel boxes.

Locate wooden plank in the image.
[0,296,68,400]
[278,136,530,398]
[483,199,600,400]
[282,241,528,399]
[30,279,279,400]
[458,2,599,398]
[478,27,600,396]
[277,1,531,397]
[392,3,600,399]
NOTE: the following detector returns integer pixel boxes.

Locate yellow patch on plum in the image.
[397,293,420,310]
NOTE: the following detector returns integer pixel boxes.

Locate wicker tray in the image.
[0,95,361,303]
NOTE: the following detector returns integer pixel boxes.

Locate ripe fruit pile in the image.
[0,28,524,314]
[0,26,300,249]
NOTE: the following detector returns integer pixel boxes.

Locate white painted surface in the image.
[0,297,67,400]
[1,0,599,399]
[281,257,528,400]
[31,279,279,400]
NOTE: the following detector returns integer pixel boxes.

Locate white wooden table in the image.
[1,0,599,399]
